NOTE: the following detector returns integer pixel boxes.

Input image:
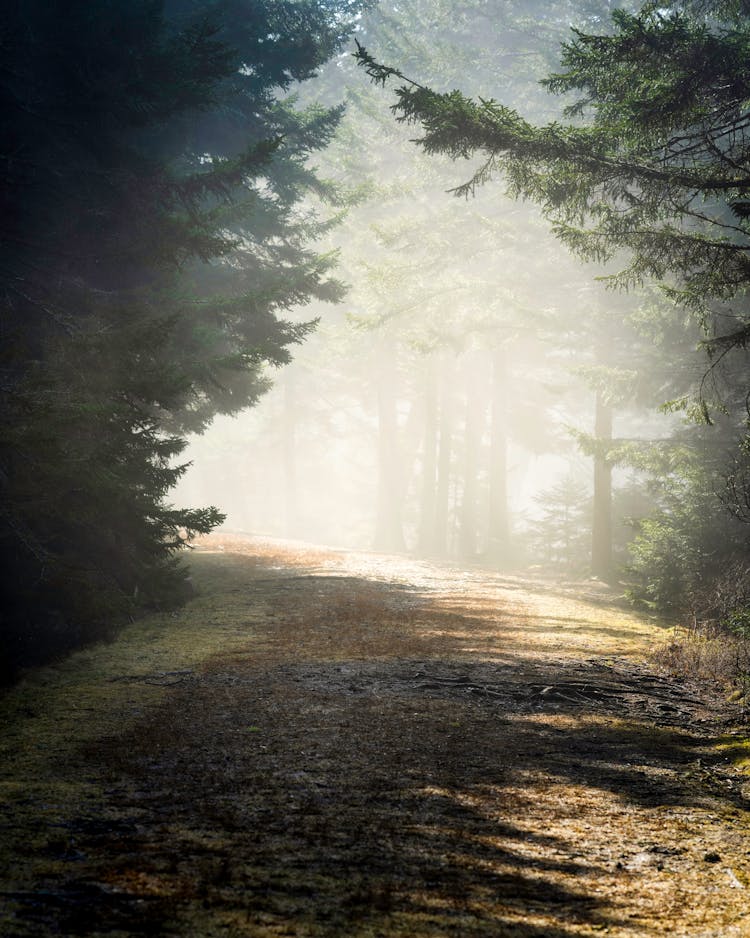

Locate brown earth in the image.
[1,534,750,937]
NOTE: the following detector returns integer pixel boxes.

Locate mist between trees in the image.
[5,0,750,676]
[178,0,750,602]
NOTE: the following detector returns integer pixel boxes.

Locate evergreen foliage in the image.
[355,1,750,614]
[183,0,657,569]
[355,4,750,380]
[0,0,368,677]
[306,0,634,560]
[624,442,742,611]
[530,473,591,571]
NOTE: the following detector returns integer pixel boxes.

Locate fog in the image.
[173,0,695,575]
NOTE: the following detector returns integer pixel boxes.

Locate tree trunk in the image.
[282,369,299,538]
[591,389,613,580]
[487,347,510,566]
[458,353,483,560]
[373,337,406,552]
[417,356,439,555]
[434,357,453,557]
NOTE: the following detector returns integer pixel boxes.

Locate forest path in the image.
[1,535,749,937]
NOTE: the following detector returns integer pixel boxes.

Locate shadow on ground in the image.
[5,546,747,937]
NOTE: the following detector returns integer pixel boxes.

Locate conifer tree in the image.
[531,473,591,571]
[355,3,750,400]
[202,0,637,563]
[355,1,750,606]
[0,0,368,675]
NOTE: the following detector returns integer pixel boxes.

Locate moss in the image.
[717,734,750,774]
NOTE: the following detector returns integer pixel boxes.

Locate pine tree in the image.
[180,0,642,561]
[531,473,591,572]
[354,0,750,606]
[0,0,369,675]
[354,4,750,399]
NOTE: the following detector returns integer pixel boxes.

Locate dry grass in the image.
[653,625,750,711]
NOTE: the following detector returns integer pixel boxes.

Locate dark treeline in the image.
[5,0,750,681]
[0,0,370,679]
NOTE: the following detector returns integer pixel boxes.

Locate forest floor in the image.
[1,535,750,937]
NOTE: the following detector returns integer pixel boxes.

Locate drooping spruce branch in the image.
[354,7,750,343]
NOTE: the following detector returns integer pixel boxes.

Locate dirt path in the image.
[1,536,749,937]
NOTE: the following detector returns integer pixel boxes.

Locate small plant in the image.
[723,609,750,641]
[652,563,750,715]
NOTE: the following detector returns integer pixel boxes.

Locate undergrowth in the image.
[654,625,750,712]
